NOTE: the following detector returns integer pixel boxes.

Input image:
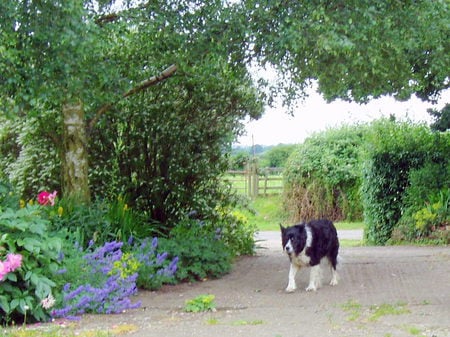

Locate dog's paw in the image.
[285,286,297,293]
[330,278,338,286]
[305,285,317,292]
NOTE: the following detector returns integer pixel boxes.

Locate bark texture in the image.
[62,100,91,203]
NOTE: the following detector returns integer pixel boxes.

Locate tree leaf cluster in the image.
[242,0,449,105]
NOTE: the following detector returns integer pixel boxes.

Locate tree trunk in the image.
[62,100,91,203]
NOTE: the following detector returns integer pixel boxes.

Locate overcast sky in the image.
[235,87,450,146]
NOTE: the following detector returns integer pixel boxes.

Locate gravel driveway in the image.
[43,231,450,337]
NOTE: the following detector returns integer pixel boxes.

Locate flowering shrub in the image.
[0,205,62,325]
[131,237,179,290]
[52,238,178,319]
[52,241,141,319]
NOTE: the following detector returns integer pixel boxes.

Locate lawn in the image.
[242,195,365,232]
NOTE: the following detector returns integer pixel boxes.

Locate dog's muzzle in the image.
[284,239,294,254]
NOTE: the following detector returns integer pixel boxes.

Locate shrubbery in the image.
[283,118,449,245]
[1,182,255,325]
[362,120,449,245]
[284,125,366,222]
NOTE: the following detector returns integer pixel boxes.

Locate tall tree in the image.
[0,1,186,202]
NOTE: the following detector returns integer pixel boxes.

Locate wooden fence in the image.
[225,165,284,197]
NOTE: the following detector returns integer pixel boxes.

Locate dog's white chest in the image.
[291,250,311,267]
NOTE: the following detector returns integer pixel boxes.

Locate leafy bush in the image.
[0,204,62,325]
[362,119,447,245]
[159,220,233,282]
[284,125,366,222]
[214,207,257,256]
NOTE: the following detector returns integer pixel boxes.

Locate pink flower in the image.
[6,253,22,271]
[38,190,58,206]
[0,254,22,281]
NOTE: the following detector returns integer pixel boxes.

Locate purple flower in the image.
[156,252,168,265]
[151,237,158,249]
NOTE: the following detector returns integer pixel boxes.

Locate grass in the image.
[368,302,410,322]
[2,326,114,337]
[242,195,365,232]
[3,322,139,337]
[339,300,411,324]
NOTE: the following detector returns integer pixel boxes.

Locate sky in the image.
[235,85,450,147]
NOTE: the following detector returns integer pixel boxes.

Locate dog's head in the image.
[280,224,307,256]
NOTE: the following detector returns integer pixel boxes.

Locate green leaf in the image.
[0,296,11,314]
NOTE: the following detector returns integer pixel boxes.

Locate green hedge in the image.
[361,119,447,245]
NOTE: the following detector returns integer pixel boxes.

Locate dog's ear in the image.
[279,224,285,232]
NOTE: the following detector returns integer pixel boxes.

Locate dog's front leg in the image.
[306,265,321,291]
[285,262,299,292]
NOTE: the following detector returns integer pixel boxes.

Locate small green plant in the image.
[341,300,362,321]
[368,303,410,322]
[232,319,264,326]
[184,294,216,313]
[405,326,424,336]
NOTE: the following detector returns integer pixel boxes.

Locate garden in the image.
[1,0,449,336]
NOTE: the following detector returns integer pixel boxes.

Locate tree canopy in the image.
[1,0,448,226]
[241,0,449,105]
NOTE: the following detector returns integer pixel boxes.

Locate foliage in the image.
[47,196,156,249]
[428,103,450,132]
[258,144,296,168]
[393,188,450,244]
[52,238,177,319]
[159,220,233,282]
[51,241,142,319]
[214,207,257,256]
[284,125,366,222]
[0,198,62,324]
[229,150,251,171]
[361,119,439,245]
[0,112,61,198]
[129,237,179,291]
[184,294,216,313]
[242,0,450,106]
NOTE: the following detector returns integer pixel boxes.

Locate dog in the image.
[280,219,339,292]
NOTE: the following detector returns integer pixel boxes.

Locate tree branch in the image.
[89,64,177,129]
[123,64,177,98]
[95,13,119,26]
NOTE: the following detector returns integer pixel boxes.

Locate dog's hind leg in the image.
[285,263,299,292]
[330,267,339,286]
[327,256,339,286]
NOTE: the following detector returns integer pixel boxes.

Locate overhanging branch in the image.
[89,64,177,129]
[123,64,177,98]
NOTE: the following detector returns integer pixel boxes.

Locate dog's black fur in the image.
[280,219,339,268]
[280,219,339,291]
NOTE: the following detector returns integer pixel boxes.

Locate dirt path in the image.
[57,233,449,337]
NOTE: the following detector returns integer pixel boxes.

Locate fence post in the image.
[246,161,258,198]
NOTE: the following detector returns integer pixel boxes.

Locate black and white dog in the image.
[280,219,339,292]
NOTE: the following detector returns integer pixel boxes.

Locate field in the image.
[241,194,364,232]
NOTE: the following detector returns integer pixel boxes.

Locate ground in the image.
[47,232,450,336]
